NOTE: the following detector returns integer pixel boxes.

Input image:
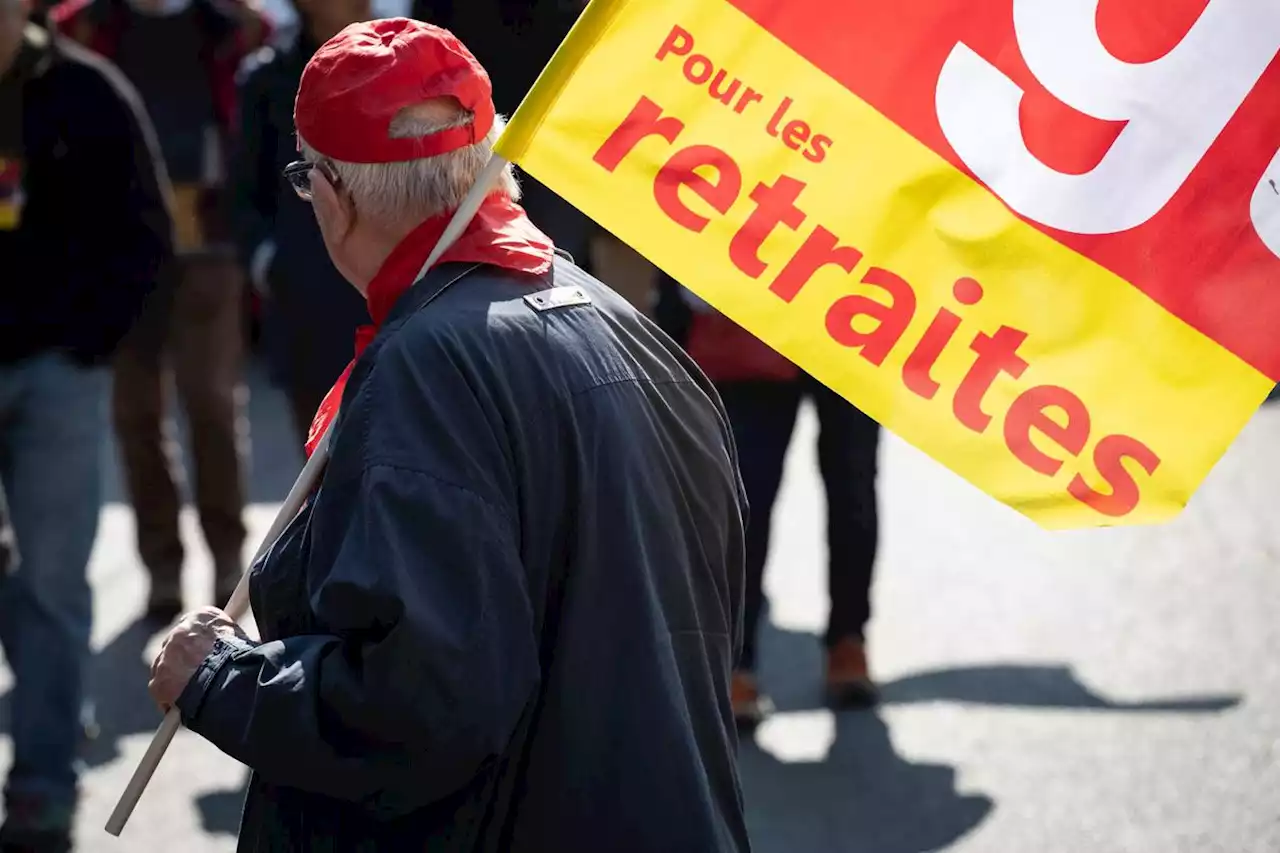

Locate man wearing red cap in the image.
[147,17,752,852]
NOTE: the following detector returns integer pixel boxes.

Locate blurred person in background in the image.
[232,0,371,445]
[0,2,171,848]
[147,19,750,851]
[678,288,882,726]
[413,0,664,317]
[50,0,269,622]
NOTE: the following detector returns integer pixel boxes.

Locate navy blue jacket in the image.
[177,258,752,852]
[0,25,171,365]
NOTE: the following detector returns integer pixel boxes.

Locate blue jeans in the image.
[0,353,106,827]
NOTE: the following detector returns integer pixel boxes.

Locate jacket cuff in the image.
[175,634,257,725]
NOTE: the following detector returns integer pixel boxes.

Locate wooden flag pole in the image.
[104,153,509,837]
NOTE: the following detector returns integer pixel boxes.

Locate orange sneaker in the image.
[731,671,773,730]
[825,637,878,708]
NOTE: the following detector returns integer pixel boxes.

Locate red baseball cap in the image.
[294,18,496,164]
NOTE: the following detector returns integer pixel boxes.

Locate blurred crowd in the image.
[0,1,883,849]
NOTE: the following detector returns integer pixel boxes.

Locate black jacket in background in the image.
[178,258,752,852]
[412,0,581,119]
[0,24,172,365]
[231,37,369,398]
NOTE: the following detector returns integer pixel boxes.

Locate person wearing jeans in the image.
[676,284,882,725]
[0,5,171,849]
[0,357,107,847]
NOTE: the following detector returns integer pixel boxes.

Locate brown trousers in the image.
[113,252,248,585]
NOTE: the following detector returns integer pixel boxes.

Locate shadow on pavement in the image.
[877,664,1239,712]
[79,616,167,769]
[738,622,1240,853]
[196,774,249,836]
[740,711,993,853]
[0,617,165,768]
[0,610,1244,849]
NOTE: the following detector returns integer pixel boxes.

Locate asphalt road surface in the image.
[2,365,1279,852]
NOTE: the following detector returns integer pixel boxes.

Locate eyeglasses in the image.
[282,159,339,202]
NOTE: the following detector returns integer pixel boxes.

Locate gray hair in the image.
[299,103,521,228]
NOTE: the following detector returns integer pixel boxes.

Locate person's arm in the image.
[56,56,173,363]
[176,460,541,817]
[229,52,279,291]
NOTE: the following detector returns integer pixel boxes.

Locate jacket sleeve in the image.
[175,461,542,818]
[58,58,173,363]
[229,51,278,272]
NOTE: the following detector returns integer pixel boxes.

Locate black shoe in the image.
[0,826,72,853]
[0,795,74,853]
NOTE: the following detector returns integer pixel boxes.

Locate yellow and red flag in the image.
[495,0,1280,529]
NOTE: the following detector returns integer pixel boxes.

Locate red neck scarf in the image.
[304,194,554,457]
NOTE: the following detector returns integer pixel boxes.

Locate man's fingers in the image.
[146,670,169,713]
[147,610,230,713]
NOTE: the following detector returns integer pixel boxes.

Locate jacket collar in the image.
[364,192,554,329]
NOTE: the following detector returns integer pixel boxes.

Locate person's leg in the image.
[808,377,881,704]
[717,379,802,725]
[112,277,185,620]
[0,353,107,851]
[720,380,804,722]
[172,253,248,604]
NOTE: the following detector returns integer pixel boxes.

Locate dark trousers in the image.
[718,376,880,671]
[112,253,248,585]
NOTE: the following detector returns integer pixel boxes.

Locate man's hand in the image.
[149,607,251,712]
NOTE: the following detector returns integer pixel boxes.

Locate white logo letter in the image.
[936,0,1280,235]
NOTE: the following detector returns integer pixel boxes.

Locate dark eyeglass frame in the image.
[283,159,340,202]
